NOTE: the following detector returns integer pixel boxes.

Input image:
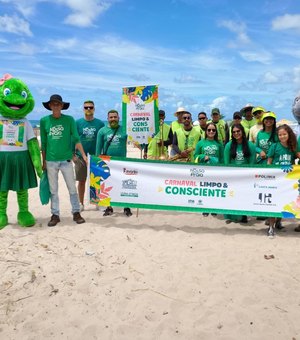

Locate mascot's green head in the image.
[0,73,34,119]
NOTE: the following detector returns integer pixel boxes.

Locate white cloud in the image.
[48,37,78,50]
[219,20,251,45]
[174,74,205,84]
[239,50,272,64]
[59,0,112,27]
[272,14,300,31]
[261,72,279,84]
[0,15,32,36]
[0,0,38,17]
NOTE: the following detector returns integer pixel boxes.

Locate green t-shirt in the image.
[96,125,127,157]
[194,139,224,164]
[255,130,278,164]
[224,140,256,165]
[267,142,296,165]
[241,118,256,130]
[40,114,80,161]
[76,117,104,156]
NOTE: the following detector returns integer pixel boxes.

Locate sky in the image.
[1,0,300,122]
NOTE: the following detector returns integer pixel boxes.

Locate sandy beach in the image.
[1,146,300,340]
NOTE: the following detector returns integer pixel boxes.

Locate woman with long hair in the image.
[194,122,224,165]
[256,111,278,164]
[267,124,299,235]
[224,123,256,224]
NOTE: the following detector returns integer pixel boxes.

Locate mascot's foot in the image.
[17,211,36,227]
[0,213,8,229]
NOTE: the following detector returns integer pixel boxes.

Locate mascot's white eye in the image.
[21,90,28,99]
[3,88,11,96]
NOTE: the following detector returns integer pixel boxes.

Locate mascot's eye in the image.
[21,90,28,99]
[3,88,11,96]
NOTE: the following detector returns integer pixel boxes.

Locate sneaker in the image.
[202,213,209,217]
[240,216,248,224]
[124,208,132,217]
[275,220,284,230]
[211,213,217,216]
[103,206,113,216]
[80,204,84,212]
[294,225,300,232]
[48,214,60,227]
[73,212,85,224]
[268,226,275,237]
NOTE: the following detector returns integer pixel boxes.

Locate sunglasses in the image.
[84,106,94,110]
[232,130,241,134]
[198,117,206,120]
[182,116,191,120]
[207,128,216,132]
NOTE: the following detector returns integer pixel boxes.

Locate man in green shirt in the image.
[40,94,86,227]
[96,109,132,217]
[74,100,104,211]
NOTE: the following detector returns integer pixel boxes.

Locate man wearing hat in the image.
[208,108,227,144]
[241,103,256,131]
[248,106,266,143]
[171,107,186,133]
[40,94,86,227]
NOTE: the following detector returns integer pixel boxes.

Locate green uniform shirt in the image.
[267,142,297,165]
[40,114,80,161]
[255,130,278,164]
[194,139,224,164]
[76,117,104,156]
[224,141,256,165]
[241,118,256,130]
[96,125,127,157]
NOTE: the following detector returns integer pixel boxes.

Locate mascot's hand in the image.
[28,138,42,178]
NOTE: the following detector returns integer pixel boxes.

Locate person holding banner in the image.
[267,124,299,235]
[74,100,104,211]
[96,109,132,217]
[224,123,256,224]
[194,122,224,165]
[144,110,173,160]
[171,111,201,162]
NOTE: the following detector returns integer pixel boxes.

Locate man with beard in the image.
[96,109,132,217]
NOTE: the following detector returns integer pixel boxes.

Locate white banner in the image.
[89,156,300,218]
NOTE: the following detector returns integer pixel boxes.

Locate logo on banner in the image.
[123,168,138,175]
[190,168,205,177]
[255,174,275,180]
[122,179,137,189]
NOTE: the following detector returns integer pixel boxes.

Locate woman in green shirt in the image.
[224,124,256,224]
[256,111,278,164]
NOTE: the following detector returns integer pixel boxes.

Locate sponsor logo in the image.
[255,174,275,180]
[123,168,138,175]
[188,199,195,204]
[122,179,137,190]
[120,192,138,197]
[254,183,278,189]
[190,168,205,177]
[253,192,276,206]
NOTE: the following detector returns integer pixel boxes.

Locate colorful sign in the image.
[122,85,159,146]
[89,156,300,218]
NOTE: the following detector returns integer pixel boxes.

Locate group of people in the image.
[39,95,300,234]
[144,105,300,235]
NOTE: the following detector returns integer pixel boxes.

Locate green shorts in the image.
[74,156,87,181]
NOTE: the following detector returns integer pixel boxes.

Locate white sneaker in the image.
[80,204,84,212]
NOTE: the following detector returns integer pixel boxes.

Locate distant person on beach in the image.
[208,108,227,144]
[74,100,104,211]
[240,103,256,131]
[195,111,208,139]
[171,107,186,133]
[144,109,173,160]
[40,94,86,227]
[248,106,265,143]
[171,111,200,162]
[96,109,132,217]
[267,124,300,235]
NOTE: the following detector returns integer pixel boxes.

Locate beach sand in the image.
[1,146,300,339]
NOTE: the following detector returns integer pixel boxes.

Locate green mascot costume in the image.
[0,73,42,229]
